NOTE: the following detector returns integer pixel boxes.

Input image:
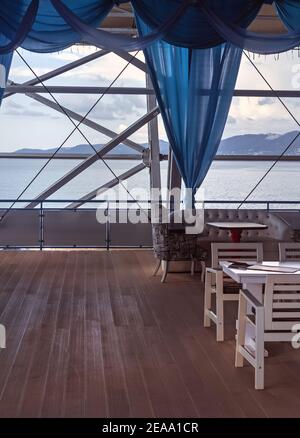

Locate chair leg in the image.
[254,307,265,390]
[153,259,161,277]
[204,270,212,327]
[161,260,169,283]
[215,272,224,342]
[200,261,206,282]
[235,293,247,368]
[191,258,195,276]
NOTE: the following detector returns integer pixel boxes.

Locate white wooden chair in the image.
[279,242,300,262]
[235,274,300,389]
[204,242,263,341]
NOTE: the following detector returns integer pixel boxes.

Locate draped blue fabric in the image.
[276,0,300,32]
[199,0,300,54]
[51,0,190,52]
[0,1,299,54]
[137,17,242,198]
[0,0,40,54]
[0,0,113,53]
[132,0,264,48]
[0,35,13,104]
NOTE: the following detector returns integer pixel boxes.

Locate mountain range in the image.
[13,131,300,156]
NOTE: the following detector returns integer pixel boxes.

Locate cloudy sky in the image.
[0,46,299,152]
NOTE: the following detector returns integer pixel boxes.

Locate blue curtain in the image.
[198,0,300,54]
[137,17,242,199]
[1,1,300,54]
[0,35,13,104]
[51,0,190,52]
[132,0,263,48]
[276,0,300,31]
[0,0,114,53]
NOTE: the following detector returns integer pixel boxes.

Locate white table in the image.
[219,261,300,352]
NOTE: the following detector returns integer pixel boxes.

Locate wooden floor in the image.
[0,250,300,418]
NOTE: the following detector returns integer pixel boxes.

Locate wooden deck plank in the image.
[0,250,299,418]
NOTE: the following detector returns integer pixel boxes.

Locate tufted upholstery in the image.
[198,209,293,242]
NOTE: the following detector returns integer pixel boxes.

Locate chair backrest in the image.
[279,242,300,262]
[211,242,263,269]
[264,274,300,332]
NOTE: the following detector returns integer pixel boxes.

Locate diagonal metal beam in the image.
[25,106,160,209]
[113,50,147,73]
[4,49,110,99]
[26,92,144,153]
[68,163,146,209]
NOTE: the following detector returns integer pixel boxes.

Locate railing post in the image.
[105,201,110,251]
[39,201,44,251]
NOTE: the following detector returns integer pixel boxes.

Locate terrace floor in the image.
[0,250,300,418]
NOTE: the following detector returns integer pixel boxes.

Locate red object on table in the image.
[230,228,242,243]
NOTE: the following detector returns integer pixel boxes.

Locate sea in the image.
[0,159,299,209]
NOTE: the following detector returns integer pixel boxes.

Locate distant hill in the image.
[12,131,300,156]
[14,140,170,156]
[218,131,300,156]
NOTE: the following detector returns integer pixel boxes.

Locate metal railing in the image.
[0,198,299,250]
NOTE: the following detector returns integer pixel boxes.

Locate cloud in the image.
[9,66,49,81]
[55,94,146,121]
[258,97,276,106]
[3,99,59,119]
[49,52,82,62]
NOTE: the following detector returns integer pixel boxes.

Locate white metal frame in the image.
[4,48,163,213]
[3,41,300,214]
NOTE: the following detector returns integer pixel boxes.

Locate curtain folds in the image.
[0,0,114,53]
[0,0,39,54]
[199,0,300,54]
[0,1,300,54]
[51,0,190,52]
[132,0,264,48]
[0,35,13,104]
[137,17,242,199]
[276,0,300,32]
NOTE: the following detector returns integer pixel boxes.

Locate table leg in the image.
[240,283,267,356]
[230,228,242,243]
